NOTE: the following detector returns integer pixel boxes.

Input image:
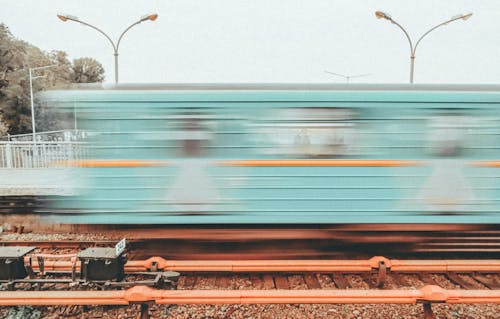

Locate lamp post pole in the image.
[29,65,56,143]
[57,13,158,83]
[29,68,35,143]
[375,11,473,83]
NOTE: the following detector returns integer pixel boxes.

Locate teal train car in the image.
[41,84,500,224]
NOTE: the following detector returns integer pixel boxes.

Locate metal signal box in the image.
[77,247,126,281]
[0,246,35,280]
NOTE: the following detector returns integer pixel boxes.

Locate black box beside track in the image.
[0,246,35,280]
[78,247,126,281]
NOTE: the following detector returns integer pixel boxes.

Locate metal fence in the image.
[0,142,88,168]
[0,130,87,142]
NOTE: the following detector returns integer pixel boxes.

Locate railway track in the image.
[1,237,499,318]
[1,261,500,318]
[0,244,500,319]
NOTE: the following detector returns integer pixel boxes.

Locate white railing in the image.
[0,142,88,168]
[0,130,87,142]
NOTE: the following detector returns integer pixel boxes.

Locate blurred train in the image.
[40,84,500,225]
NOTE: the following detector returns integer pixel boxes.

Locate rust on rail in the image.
[24,256,500,273]
[127,256,500,273]
[0,285,499,306]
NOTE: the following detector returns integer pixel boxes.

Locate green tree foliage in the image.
[0,23,27,135]
[0,24,24,88]
[0,23,105,135]
[0,120,7,137]
[72,57,105,83]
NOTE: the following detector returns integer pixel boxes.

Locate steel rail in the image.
[0,285,499,306]
[24,256,500,273]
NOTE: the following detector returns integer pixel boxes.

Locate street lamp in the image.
[324,71,371,83]
[29,64,57,143]
[375,11,472,83]
[57,13,158,83]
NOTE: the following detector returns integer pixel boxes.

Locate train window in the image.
[426,114,472,157]
[253,108,356,157]
[169,114,215,157]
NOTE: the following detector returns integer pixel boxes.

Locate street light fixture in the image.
[324,71,371,83]
[375,11,473,83]
[140,13,158,22]
[29,64,57,143]
[57,13,158,83]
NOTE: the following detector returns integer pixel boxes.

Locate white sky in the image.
[0,0,497,84]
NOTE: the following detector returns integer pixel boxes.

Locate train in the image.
[40,83,500,226]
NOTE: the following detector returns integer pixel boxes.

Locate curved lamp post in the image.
[57,13,158,83]
[324,71,371,83]
[375,11,472,83]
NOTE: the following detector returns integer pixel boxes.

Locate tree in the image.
[0,24,26,135]
[72,57,105,83]
[0,118,7,137]
[0,23,105,135]
[0,24,24,89]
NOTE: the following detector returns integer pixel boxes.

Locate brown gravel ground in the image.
[0,232,113,241]
[1,304,500,319]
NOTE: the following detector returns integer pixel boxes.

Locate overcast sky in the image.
[0,0,497,84]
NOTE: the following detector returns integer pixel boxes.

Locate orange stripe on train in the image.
[62,160,167,167]
[474,161,500,167]
[64,159,421,167]
[219,160,421,167]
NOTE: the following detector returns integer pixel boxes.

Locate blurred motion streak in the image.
[32,84,500,225]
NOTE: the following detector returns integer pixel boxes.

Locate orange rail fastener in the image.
[1,285,500,306]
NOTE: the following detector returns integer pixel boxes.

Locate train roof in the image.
[45,83,500,91]
[40,83,500,105]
